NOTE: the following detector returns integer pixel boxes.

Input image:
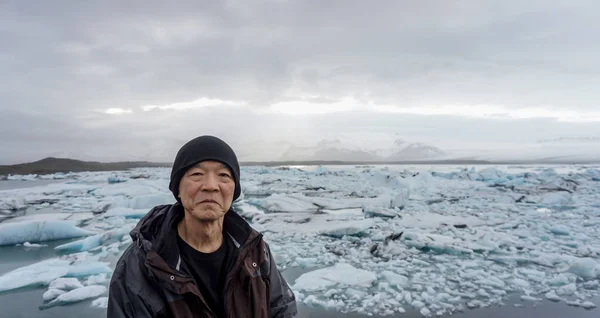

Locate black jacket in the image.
[107,203,297,317]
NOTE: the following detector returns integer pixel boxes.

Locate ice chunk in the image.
[581,301,597,309]
[55,224,134,252]
[293,263,377,292]
[402,232,476,255]
[540,192,571,205]
[49,277,84,290]
[548,273,577,286]
[521,295,542,302]
[91,297,108,308]
[23,242,46,247]
[0,198,26,212]
[0,259,69,292]
[40,285,107,309]
[549,225,570,236]
[43,288,66,302]
[85,274,109,286]
[128,192,174,209]
[67,261,112,277]
[545,291,562,302]
[103,207,148,218]
[319,219,375,238]
[107,176,127,184]
[556,283,577,296]
[568,258,600,281]
[0,220,95,246]
[381,271,409,287]
[420,307,432,317]
[247,194,318,213]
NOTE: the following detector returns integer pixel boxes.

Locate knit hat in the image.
[169,135,241,202]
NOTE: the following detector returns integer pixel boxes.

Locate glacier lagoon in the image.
[0,164,599,317]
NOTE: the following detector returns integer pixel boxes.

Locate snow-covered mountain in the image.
[279,138,445,162]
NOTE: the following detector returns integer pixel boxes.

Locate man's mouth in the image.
[199,199,218,205]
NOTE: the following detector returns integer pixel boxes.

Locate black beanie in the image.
[169,135,241,202]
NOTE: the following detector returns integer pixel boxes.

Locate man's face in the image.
[178,160,235,222]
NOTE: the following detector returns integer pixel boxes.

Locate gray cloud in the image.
[1,0,599,163]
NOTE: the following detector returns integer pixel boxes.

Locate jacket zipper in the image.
[222,233,263,317]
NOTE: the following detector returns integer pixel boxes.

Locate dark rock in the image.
[384,232,403,244]
[28,198,59,205]
[453,224,468,229]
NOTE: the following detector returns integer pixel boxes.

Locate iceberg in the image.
[0,220,95,246]
[0,259,70,293]
[103,207,148,218]
[40,285,107,310]
[43,288,66,302]
[319,219,375,238]
[247,194,319,213]
[55,224,134,252]
[49,277,84,290]
[293,263,377,292]
[127,192,174,209]
[91,296,109,308]
[568,257,600,281]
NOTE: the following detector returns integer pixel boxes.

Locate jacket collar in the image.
[130,202,256,270]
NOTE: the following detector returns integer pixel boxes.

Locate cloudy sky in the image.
[1,0,600,164]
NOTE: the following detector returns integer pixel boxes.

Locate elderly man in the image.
[108,135,297,317]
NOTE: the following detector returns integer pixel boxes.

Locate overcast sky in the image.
[1,0,600,164]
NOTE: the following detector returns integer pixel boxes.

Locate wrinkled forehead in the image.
[189,160,231,173]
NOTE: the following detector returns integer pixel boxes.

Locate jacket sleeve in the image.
[107,248,156,318]
[266,243,298,318]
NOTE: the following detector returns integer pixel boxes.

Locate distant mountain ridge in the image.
[0,157,170,177]
[537,137,600,143]
[280,138,446,162]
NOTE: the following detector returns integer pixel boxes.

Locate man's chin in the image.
[188,209,226,222]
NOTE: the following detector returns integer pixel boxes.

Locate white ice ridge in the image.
[0,220,95,246]
[1,165,599,316]
[0,256,112,293]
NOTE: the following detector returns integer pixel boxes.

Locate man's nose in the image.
[200,173,219,191]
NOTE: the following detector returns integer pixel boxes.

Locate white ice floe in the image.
[40,285,107,309]
[0,257,112,293]
[319,219,375,238]
[55,224,134,252]
[0,220,95,246]
[91,296,108,308]
[293,263,377,292]
[49,277,84,290]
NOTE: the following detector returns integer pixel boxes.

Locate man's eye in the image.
[191,172,203,176]
[219,173,231,178]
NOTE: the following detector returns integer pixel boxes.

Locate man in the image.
[107,135,297,317]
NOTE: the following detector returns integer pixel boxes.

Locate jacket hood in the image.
[130,202,257,269]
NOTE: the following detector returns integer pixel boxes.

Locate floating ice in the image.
[40,285,107,310]
[127,192,174,209]
[43,288,66,302]
[2,164,600,316]
[91,296,108,308]
[55,224,134,252]
[568,258,600,281]
[49,277,84,290]
[0,259,70,292]
[319,219,375,238]
[247,193,319,213]
[545,290,562,302]
[0,220,95,246]
[103,207,148,218]
[293,263,377,292]
[381,271,409,287]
